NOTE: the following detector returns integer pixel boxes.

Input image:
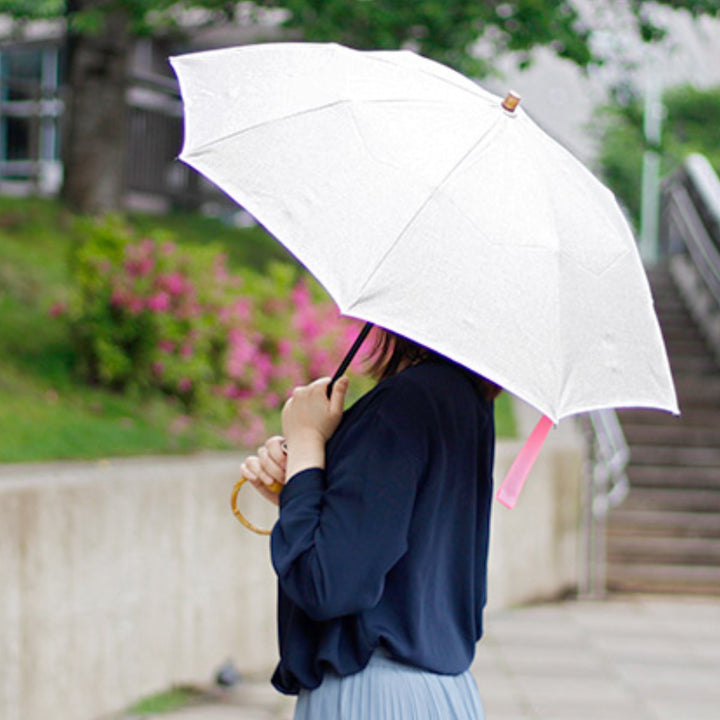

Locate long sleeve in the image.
[271,403,426,622]
[270,360,495,695]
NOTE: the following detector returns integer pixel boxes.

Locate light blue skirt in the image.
[293,651,485,720]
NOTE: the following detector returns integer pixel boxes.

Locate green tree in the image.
[597,84,720,227]
[1,0,718,214]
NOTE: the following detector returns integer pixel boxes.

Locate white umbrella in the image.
[170,43,678,507]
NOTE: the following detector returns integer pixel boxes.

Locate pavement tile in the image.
[141,595,720,720]
[647,700,720,720]
[688,639,720,662]
[490,646,605,674]
[526,700,655,720]
[510,675,633,703]
[166,708,282,720]
[480,700,537,720]
[590,635,698,664]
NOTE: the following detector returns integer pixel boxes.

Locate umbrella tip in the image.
[501,91,521,114]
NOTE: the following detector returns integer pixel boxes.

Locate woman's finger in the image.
[240,457,258,481]
[241,455,280,506]
[330,376,349,416]
[266,436,287,466]
[244,456,273,487]
[257,445,285,485]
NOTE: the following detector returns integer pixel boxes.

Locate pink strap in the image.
[496,414,553,509]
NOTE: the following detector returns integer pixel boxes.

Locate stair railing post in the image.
[581,410,630,600]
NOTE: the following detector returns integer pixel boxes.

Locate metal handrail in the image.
[581,408,630,599]
[663,154,720,362]
[665,182,720,307]
[588,409,630,514]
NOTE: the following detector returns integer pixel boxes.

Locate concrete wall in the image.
[0,455,278,720]
[488,434,585,611]
[0,428,584,720]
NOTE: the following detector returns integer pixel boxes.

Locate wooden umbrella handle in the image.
[231,477,283,535]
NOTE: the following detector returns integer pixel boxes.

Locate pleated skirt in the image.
[293,651,485,720]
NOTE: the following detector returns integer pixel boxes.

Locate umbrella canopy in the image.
[170,42,678,427]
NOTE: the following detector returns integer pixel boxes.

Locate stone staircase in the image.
[608,266,720,595]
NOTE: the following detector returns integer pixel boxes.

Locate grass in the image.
[127,685,207,714]
[0,195,516,463]
[494,392,516,439]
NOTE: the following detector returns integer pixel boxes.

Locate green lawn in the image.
[128,686,206,714]
[0,196,515,463]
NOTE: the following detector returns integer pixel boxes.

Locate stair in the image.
[607,266,720,595]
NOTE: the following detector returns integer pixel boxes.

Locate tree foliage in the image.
[596,84,720,228]
[1,0,717,76]
[264,0,595,76]
[1,0,718,213]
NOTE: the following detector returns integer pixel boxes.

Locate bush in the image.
[62,216,366,446]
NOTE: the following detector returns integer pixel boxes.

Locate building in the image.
[0,14,284,213]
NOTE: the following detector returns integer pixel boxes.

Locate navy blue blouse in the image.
[270,358,495,695]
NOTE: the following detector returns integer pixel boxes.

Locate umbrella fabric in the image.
[170,42,677,431]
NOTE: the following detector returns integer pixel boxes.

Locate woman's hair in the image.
[367,328,502,401]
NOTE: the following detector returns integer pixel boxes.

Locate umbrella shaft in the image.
[327,322,374,398]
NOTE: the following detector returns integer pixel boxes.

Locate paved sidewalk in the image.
[148,595,720,720]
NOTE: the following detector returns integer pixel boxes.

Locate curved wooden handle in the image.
[230,476,283,535]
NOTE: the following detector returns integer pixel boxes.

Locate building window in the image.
[0,44,63,193]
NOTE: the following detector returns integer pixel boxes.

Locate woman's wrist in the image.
[284,430,326,480]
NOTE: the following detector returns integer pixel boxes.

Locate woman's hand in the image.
[282,377,349,479]
[240,435,288,506]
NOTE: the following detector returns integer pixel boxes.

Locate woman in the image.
[241,330,499,719]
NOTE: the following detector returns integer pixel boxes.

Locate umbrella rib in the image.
[366,52,487,100]
[184,98,462,157]
[349,116,502,304]
[185,101,348,156]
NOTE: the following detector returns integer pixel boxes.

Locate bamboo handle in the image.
[231,476,283,535]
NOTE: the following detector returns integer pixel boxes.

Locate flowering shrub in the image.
[64,216,368,446]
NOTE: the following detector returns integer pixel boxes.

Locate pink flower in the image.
[278,339,294,358]
[252,353,274,393]
[180,344,194,358]
[241,416,267,447]
[110,288,127,307]
[152,361,165,378]
[157,272,185,296]
[274,357,305,387]
[48,301,67,318]
[180,301,201,319]
[139,238,155,255]
[291,281,312,307]
[265,298,284,314]
[310,348,332,377]
[222,384,244,399]
[147,292,170,312]
[127,297,144,315]
[232,299,251,322]
[264,392,280,409]
[214,254,231,283]
[224,423,244,443]
[161,241,177,255]
[159,339,175,353]
[226,329,257,379]
[178,378,193,393]
[125,256,154,278]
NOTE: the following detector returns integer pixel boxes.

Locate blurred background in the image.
[0,1,718,719]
